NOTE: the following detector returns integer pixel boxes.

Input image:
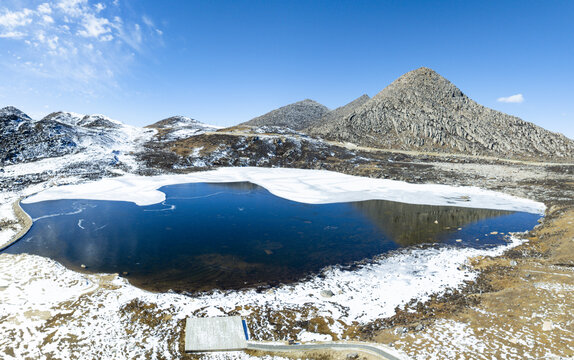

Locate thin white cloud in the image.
[95,3,106,12]
[42,15,54,24]
[497,93,524,103]
[78,13,112,39]
[56,0,88,17]
[0,8,33,29]
[37,3,52,14]
[0,30,26,38]
[142,15,153,27]
[0,0,163,94]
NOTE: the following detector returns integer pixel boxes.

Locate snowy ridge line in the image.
[23,167,545,214]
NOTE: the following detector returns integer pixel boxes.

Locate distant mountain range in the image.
[2,67,573,164]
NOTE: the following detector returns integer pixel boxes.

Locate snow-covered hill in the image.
[146,115,221,141]
[0,107,155,167]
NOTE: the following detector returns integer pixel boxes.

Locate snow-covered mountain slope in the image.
[146,115,221,141]
[0,107,155,167]
[44,111,123,129]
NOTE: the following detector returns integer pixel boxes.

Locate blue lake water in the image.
[5,182,540,292]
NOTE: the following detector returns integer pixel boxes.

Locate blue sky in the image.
[1,1,573,138]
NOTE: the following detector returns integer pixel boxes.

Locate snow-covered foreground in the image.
[0,235,527,359]
[24,167,545,214]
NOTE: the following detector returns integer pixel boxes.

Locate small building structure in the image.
[184,316,250,352]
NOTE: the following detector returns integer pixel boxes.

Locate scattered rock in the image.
[415,324,424,331]
[395,326,407,334]
[346,353,359,359]
[80,264,87,269]
[320,290,334,298]
[122,271,129,276]
[542,320,554,331]
[510,260,517,266]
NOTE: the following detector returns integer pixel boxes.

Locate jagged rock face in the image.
[242,99,329,130]
[146,116,220,141]
[307,94,370,131]
[1,107,79,165]
[310,67,574,160]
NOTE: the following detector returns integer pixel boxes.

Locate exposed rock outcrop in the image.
[309,67,574,160]
[308,94,370,131]
[242,99,329,130]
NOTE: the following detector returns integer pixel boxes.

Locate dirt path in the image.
[247,341,406,360]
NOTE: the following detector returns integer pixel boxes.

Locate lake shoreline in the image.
[0,198,33,251]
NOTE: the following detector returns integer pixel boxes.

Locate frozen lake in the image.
[6,182,540,292]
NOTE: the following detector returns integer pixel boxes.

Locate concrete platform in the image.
[185,316,249,352]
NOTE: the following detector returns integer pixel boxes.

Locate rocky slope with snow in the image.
[309,68,574,161]
[1,107,80,165]
[146,115,221,142]
[241,99,329,130]
[0,107,153,167]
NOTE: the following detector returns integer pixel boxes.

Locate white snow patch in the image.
[297,331,332,342]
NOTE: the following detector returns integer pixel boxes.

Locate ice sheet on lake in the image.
[24,167,545,214]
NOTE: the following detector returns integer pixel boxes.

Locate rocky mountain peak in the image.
[242,99,329,130]
[146,116,201,129]
[0,106,32,121]
[42,111,84,126]
[78,114,121,129]
[373,67,465,103]
[308,68,574,160]
[146,115,220,142]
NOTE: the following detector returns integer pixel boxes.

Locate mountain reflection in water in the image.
[5,182,540,292]
[353,200,514,246]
